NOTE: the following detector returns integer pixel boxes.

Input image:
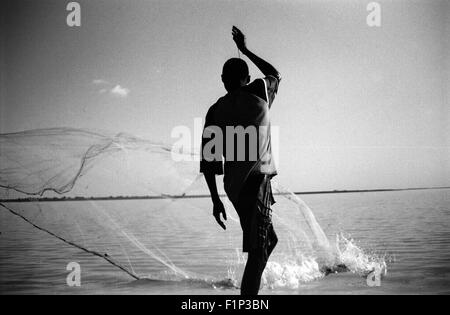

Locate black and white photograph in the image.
[0,0,449,298]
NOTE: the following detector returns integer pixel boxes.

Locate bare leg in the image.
[241,231,277,295]
[241,250,267,295]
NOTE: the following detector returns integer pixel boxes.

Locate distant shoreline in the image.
[1,186,449,203]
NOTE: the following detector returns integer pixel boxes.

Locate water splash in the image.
[334,234,388,277]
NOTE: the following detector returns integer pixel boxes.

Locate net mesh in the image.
[0,128,386,289]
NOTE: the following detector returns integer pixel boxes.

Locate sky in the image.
[1,0,449,192]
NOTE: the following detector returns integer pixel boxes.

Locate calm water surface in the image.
[0,189,449,295]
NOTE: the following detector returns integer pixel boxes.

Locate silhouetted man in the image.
[200,26,281,295]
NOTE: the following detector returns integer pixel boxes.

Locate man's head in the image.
[221,58,250,92]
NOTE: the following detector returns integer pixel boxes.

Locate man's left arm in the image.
[200,107,227,230]
[203,171,227,230]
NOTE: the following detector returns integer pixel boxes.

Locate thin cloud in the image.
[92,79,130,98]
[110,85,130,98]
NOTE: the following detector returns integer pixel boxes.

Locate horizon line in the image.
[1,186,449,203]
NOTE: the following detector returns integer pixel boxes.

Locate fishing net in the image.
[0,128,386,290]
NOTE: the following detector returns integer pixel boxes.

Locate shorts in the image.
[232,174,278,260]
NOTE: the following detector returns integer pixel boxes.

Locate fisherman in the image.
[200,26,281,295]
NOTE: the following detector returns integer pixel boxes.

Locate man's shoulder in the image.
[209,93,231,110]
[205,95,227,120]
[242,76,279,104]
[242,78,266,101]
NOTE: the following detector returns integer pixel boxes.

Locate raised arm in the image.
[232,26,281,80]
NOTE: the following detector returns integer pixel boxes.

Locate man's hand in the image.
[213,199,227,230]
[203,172,227,230]
[231,26,281,80]
[232,26,248,53]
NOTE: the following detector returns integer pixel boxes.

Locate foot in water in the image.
[321,264,349,276]
[211,278,239,289]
